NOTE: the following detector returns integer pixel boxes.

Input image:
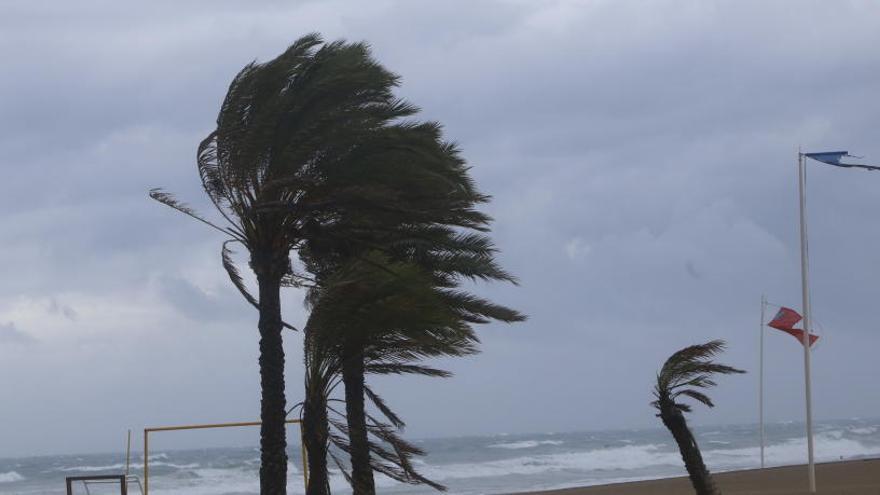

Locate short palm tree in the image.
[300,239,523,494]
[651,340,745,495]
[301,254,466,493]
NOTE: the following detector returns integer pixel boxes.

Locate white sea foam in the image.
[58,463,127,472]
[425,434,880,484]
[150,466,321,495]
[489,440,565,449]
[0,471,25,483]
[703,432,880,470]
[424,443,681,481]
[57,461,199,472]
[825,429,845,439]
[850,426,878,435]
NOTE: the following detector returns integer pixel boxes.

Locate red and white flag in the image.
[767,307,819,346]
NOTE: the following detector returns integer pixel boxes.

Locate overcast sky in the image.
[2,0,880,458]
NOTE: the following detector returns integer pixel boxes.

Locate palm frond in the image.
[652,340,745,414]
[364,385,405,429]
[674,389,715,408]
[365,363,452,378]
[221,241,259,309]
[326,412,447,492]
[149,188,239,238]
[222,241,299,331]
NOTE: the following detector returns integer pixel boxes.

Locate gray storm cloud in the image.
[2,0,880,457]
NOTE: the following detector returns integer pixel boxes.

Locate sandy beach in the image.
[519,459,880,495]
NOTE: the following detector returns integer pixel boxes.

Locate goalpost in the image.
[143,419,307,495]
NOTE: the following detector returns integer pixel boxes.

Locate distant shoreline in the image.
[511,457,880,495]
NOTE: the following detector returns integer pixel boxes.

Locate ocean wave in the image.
[10,420,880,495]
[150,467,316,495]
[155,462,202,469]
[489,440,565,449]
[849,426,878,435]
[0,471,25,483]
[703,432,880,469]
[58,461,199,472]
[423,443,681,480]
[424,433,880,483]
[58,463,128,472]
[825,429,845,439]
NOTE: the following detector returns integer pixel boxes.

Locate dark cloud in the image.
[48,298,78,321]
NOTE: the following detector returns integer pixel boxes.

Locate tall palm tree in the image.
[651,340,745,495]
[151,34,432,494]
[287,69,523,493]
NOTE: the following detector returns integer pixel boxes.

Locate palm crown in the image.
[652,340,745,415]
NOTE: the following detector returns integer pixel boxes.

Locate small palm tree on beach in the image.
[652,340,745,495]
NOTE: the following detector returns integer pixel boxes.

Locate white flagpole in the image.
[797,150,817,492]
[759,294,766,469]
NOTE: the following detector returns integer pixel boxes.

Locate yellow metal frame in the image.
[143,420,307,495]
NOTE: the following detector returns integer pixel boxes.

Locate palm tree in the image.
[151,34,432,494]
[652,340,745,495]
[330,243,521,495]
[300,254,461,494]
[300,251,522,494]
[297,161,523,494]
[285,68,523,493]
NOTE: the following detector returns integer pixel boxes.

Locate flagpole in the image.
[759,294,766,469]
[797,150,817,493]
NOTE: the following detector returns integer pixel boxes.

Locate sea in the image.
[2,418,879,495]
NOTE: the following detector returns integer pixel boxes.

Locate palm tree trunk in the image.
[342,346,376,495]
[256,268,288,495]
[302,323,331,495]
[662,411,719,495]
[302,382,330,495]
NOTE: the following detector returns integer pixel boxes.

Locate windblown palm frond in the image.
[324,393,447,491]
[652,340,745,415]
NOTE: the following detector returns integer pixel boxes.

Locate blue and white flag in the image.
[804,151,880,171]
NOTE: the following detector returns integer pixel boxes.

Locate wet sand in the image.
[516,458,880,495]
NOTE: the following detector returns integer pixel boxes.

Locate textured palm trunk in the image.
[342,346,376,495]
[302,382,330,495]
[661,408,719,495]
[256,267,288,495]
